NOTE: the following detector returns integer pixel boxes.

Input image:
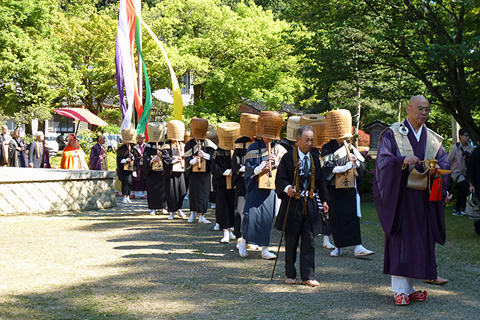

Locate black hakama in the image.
[143,144,167,210]
[321,140,363,248]
[185,138,216,214]
[162,141,187,212]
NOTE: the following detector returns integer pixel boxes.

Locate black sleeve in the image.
[275,152,292,200]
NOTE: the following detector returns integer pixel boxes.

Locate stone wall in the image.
[0,167,116,215]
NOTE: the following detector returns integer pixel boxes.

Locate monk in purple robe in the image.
[90,135,108,170]
[374,95,450,306]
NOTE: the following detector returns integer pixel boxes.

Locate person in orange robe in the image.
[61,134,89,170]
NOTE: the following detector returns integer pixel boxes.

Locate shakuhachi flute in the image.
[178,142,184,168]
[197,141,202,170]
[267,142,273,177]
[156,142,161,167]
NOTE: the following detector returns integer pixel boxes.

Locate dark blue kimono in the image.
[241,139,276,247]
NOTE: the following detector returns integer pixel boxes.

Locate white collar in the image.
[406,119,423,142]
[297,148,309,160]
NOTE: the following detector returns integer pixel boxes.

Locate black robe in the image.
[143,143,167,210]
[184,138,216,213]
[212,147,236,229]
[9,138,27,167]
[117,144,141,196]
[275,148,330,236]
[321,140,364,248]
[162,141,187,212]
[231,137,255,237]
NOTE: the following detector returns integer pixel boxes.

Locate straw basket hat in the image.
[256,111,283,140]
[206,124,218,145]
[286,116,301,142]
[217,122,241,150]
[299,114,325,127]
[326,109,353,140]
[146,122,165,143]
[121,128,136,144]
[190,118,209,140]
[239,113,259,138]
[167,120,185,141]
[311,121,329,149]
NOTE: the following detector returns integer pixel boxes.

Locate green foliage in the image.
[54,12,118,116]
[0,0,64,124]
[77,129,96,158]
[284,0,480,141]
[102,124,121,134]
[143,0,302,121]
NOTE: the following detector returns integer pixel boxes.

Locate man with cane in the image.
[274,125,330,287]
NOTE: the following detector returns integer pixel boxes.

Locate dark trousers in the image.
[216,184,236,229]
[120,171,133,196]
[284,214,316,281]
[455,180,469,211]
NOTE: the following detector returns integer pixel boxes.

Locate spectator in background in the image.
[0,125,11,166]
[8,130,27,167]
[56,132,66,151]
[448,129,473,216]
[90,135,108,171]
[61,134,89,170]
[467,147,480,234]
[28,131,51,168]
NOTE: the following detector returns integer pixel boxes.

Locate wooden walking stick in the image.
[270,158,302,281]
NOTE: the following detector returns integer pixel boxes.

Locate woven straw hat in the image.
[286,116,301,142]
[256,111,283,140]
[190,118,209,140]
[121,128,136,144]
[206,124,218,145]
[167,120,185,141]
[146,122,165,143]
[239,113,259,138]
[311,121,329,149]
[326,109,353,140]
[217,122,241,150]
[299,114,325,127]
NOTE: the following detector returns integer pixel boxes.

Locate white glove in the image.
[223,169,231,176]
[239,165,245,173]
[253,161,267,176]
[120,159,127,164]
[171,158,179,164]
[332,161,353,173]
[189,158,199,165]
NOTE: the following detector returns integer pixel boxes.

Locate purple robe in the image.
[374,120,449,280]
[90,143,105,170]
[132,142,147,191]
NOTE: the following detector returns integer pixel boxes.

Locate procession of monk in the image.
[115,95,455,306]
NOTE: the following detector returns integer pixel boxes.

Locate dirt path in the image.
[0,199,479,319]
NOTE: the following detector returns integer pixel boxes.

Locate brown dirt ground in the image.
[0,198,479,320]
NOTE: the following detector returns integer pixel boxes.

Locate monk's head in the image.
[13,130,20,139]
[36,131,44,142]
[68,134,76,147]
[137,133,145,145]
[296,125,314,154]
[98,135,106,145]
[406,95,430,128]
[1,125,7,134]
